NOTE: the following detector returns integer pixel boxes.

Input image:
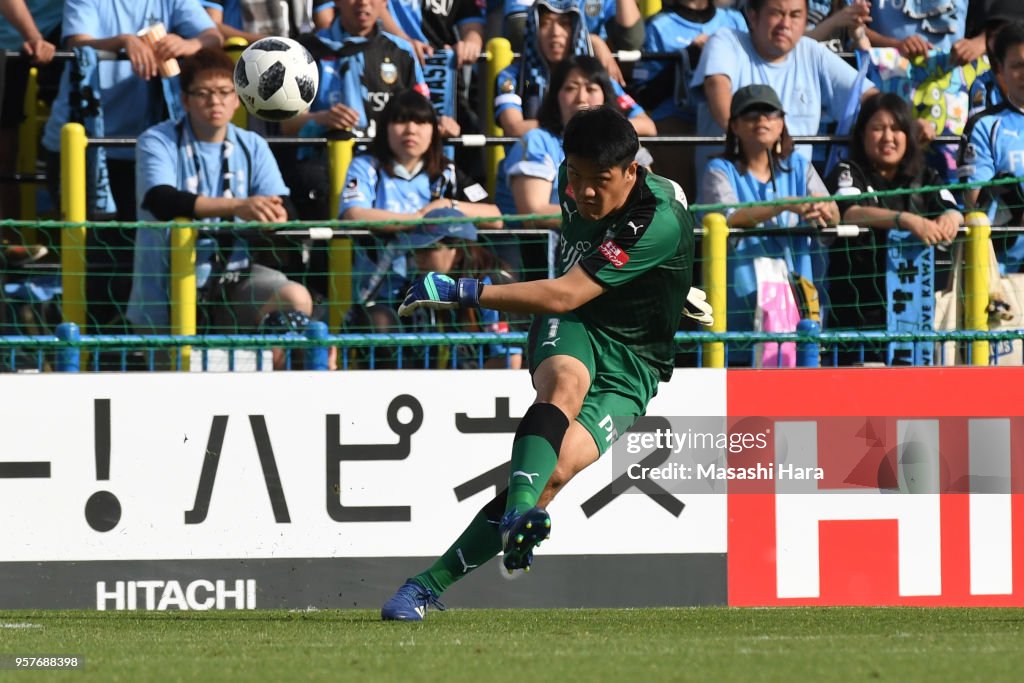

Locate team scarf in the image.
[886,231,936,366]
[177,118,251,273]
[520,0,593,104]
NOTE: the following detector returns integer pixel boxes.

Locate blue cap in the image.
[401,208,478,249]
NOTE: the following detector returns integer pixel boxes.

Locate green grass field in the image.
[2,608,1023,682]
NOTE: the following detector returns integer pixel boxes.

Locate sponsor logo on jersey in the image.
[380,59,398,85]
[617,92,636,111]
[972,86,986,107]
[599,240,629,268]
[500,78,516,94]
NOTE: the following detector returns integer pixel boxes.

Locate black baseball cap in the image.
[730,84,785,119]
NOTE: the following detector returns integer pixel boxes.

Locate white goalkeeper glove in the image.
[684,287,714,326]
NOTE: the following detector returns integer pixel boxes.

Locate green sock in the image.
[504,403,569,516]
[412,493,505,596]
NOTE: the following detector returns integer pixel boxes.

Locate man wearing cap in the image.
[380,106,713,621]
[690,0,878,176]
[400,211,524,369]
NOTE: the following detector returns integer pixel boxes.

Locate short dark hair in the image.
[993,20,1024,70]
[848,92,924,180]
[745,0,808,13]
[562,106,638,169]
[180,47,235,93]
[371,91,444,178]
[536,56,617,137]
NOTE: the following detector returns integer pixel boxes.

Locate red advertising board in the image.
[726,368,1024,606]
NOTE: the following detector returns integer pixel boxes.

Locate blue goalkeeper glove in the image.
[397,272,483,317]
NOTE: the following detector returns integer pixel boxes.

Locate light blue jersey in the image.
[968,69,1003,119]
[958,102,1024,269]
[630,7,748,122]
[127,118,288,329]
[41,0,215,159]
[871,0,968,53]
[495,126,563,215]
[699,154,829,335]
[0,0,62,49]
[340,153,488,302]
[690,28,873,172]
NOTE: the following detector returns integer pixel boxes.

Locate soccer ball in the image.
[233,37,319,121]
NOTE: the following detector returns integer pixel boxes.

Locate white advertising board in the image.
[0,369,727,562]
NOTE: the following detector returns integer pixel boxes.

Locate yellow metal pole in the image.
[327,136,354,221]
[640,0,663,18]
[61,123,88,331]
[484,37,513,197]
[328,237,353,332]
[964,211,991,366]
[17,67,39,224]
[702,212,728,368]
[225,37,249,129]
[170,217,197,371]
[326,136,356,332]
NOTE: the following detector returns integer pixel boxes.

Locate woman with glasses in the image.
[697,83,838,362]
[128,47,314,368]
[339,90,502,309]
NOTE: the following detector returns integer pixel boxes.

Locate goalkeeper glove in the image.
[398,272,483,317]
[684,287,714,326]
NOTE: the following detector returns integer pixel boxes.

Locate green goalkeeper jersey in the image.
[556,164,695,382]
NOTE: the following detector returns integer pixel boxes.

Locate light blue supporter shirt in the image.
[41,0,215,159]
[958,103,1024,269]
[496,126,563,216]
[631,7,748,122]
[698,154,829,333]
[127,118,289,330]
[0,0,63,49]
[690,28,874,172]
[871,0,968,53]
[340,154,488,303]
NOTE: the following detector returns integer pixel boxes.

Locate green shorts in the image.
[528,313,660,455]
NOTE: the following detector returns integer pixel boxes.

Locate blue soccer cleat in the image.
[380,580,446,621]
[499,507,552,573]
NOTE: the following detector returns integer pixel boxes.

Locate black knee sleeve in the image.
[513,402,570,456]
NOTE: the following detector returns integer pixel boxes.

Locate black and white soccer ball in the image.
[233,37,318,121]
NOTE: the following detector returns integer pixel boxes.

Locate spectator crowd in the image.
[1,0,1023,368]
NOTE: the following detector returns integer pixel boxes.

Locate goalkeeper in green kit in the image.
[381,106,712,620]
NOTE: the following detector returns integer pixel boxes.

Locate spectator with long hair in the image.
[339,90,502,307]
[827,93,962,359]
[494,56,624,278]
